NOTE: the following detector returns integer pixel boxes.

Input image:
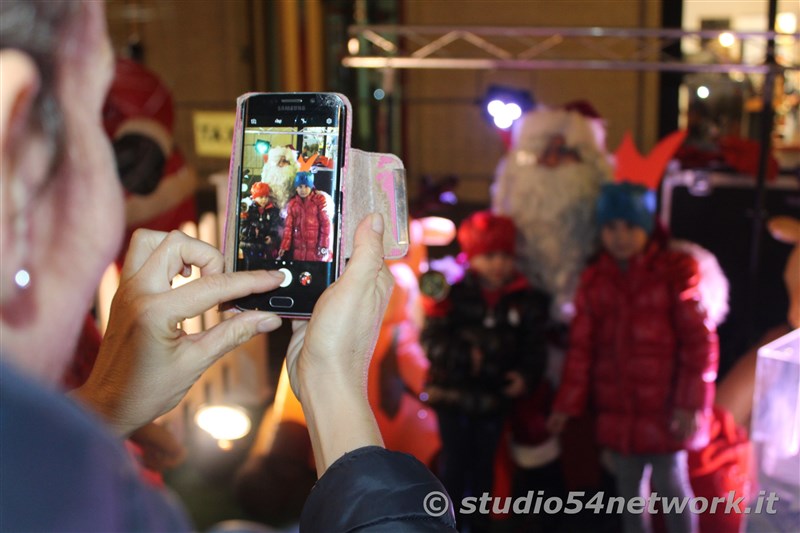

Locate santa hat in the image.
[251,182,271,199]
[596,182,657,235]
[457,211,516,259]
[294,172,314,188]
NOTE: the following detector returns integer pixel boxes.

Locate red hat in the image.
[251,182,271,199]
[457,211,516,259]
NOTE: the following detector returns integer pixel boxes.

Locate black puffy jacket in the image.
[421,271,550,415]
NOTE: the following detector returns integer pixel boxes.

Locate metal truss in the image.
[342,25,800,73]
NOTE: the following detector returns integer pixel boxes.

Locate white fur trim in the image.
[510,436,560,468]
[669,240,730,327]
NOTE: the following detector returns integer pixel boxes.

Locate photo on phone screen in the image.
[233,94,346,316]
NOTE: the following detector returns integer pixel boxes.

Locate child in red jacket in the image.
[548,182,719,533]
[278,171,331,262]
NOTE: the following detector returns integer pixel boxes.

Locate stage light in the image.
[195,404,252,444]
[374,88,386,100]
[255,139,270,155]
[493,114,514,129]
[487,99,505,117]
[776,13,797,35]
[482,85,536,130]
[718,32,735,48]
[697,86,710,99]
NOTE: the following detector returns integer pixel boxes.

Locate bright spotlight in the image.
[195,405,252,442]
[481,85,536,130]
[255,139,270,155]
[487,99,506,117]
[494,115,514,129]
[718,32,735,48]
[347,38,360,55]
[506,103,523,120]
[697,86,710,99]
[776,13,797,35]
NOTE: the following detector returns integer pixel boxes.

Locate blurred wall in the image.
[401,0,662,203]
[104,0,664,206]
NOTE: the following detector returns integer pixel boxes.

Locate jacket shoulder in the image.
[659,249,700,285]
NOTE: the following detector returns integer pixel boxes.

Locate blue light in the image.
[255,140,270,154]
[374,88,386,100]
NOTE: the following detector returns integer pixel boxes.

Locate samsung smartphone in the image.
[232,93,347,317]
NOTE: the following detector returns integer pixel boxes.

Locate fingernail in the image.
[257,315,282,332]
[371,213,384,233]
[268,270,285,281]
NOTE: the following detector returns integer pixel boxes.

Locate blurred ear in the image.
[0,50,41,303]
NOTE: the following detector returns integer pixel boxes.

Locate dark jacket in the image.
[0,362,454,532]
[240,201,282,258]
[421,271,550,415]
[553,243,719,454]
[301,446,457,532]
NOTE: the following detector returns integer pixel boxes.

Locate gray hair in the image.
[0,0,81,166]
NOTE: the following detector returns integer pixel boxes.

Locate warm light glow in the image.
[347,38,360,55]
[697,86,710,99]
[776,13,797,35]
[718,32,735,48]
[195,405,251,441]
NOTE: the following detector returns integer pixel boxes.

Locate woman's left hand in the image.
[75,229,285,436]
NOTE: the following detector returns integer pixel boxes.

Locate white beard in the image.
[493,157,610,323]
[261,161,298,209]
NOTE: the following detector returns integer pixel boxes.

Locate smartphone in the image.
[232,93,347,317]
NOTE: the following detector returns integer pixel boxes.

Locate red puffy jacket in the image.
[280,190,330,261]
[554,243,719,454]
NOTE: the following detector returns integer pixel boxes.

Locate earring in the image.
[14,269,31,289]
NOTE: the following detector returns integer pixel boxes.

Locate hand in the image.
[285,214,393,474]
[129,422,186,471]
[76,229,285,436]
[670,408,701,441]
[503,371,526,398]
[277,249,285,260]
[546,412,570,435]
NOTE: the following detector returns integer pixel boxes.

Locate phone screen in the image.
[233,94,345,316]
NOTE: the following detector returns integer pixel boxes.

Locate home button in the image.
[269,296,294,308]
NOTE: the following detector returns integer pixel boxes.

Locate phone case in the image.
[222,93,410,282]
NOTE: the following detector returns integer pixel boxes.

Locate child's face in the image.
[297,184,312,198]
[601,220,648,261]
[254,195,269,207]
[470,251,516,289]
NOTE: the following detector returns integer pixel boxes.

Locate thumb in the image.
[342,214,385,281]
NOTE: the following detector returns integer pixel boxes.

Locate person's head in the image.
[294,172,314,198]
[1,1,123,381]
[596,182,655,262]
[250,181,271,207]
[302,139,319,158]
[458,211,517,289]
